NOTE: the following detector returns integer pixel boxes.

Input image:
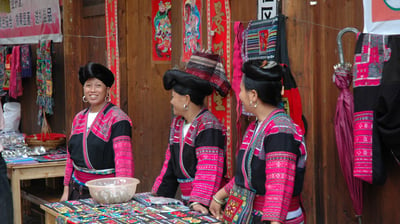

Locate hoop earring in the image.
[105,94,111,102]
[82,96,88,103]
[183,104,189,110]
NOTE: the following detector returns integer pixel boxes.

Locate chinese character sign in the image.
[105,0,120,106]
[207,0,233,177]
[0,0,62,44]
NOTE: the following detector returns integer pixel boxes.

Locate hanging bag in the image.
[223,184,256,223]
[242,15,281,62]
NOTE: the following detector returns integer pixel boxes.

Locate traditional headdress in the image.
[163,51,231,97]
[79,62,115,87]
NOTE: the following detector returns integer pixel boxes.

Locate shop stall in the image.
[41,194,220,224]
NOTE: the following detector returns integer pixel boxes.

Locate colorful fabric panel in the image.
[36,40,54,118]
[10,46,22,99]
[20,45,32,78]
[352,33,389,185]
[0,46,6,96]
[242,16,279,62]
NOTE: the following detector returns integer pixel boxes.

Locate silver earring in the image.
[183,104,189,110]
[82,96,88,103]
[253,102,257,108]
[105,94,111,102]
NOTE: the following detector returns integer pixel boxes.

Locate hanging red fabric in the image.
[207,0,233,178]
[105,0,120,106]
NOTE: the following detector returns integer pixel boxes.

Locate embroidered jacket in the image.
[152,109,227,207]
[224,109,307,223]
[63,103,134,186]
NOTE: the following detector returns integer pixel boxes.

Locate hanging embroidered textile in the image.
[182,0,201,62]
[242,16,279,62]
[36,40,53,124]
[152,0,172,61]
[352,33,388,185]
[207,0,233,178]
[105,0,120,106]
[9,46,22,99]
[0,46,6,96]
[4,49,11,91]
[20,45,32,78]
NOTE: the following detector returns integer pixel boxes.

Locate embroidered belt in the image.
[73,162,115,175]
[72,173,86,186]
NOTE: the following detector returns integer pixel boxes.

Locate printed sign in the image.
[363,0,400,34]
[257,0,277,20]
[0,0,62,44]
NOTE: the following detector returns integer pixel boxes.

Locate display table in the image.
[7,160,66,224]
[41,196,221,224]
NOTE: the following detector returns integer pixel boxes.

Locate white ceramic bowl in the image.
[85,177,140,204]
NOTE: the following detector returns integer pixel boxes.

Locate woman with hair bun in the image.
[152,51,231,214]
[60,62,134,201]
[210,60,307,224]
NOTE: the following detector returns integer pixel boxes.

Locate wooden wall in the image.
[124,0,172,192]
[60,1,400,223]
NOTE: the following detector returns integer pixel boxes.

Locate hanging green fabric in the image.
[36,40,54,126]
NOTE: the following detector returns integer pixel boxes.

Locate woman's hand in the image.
[209,189,228,221]
[191,203,209,214]
[59,186,69,201]
[209,198,223,220]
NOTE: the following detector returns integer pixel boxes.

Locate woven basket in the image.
[26,112,66,150]
[25,133,66,150]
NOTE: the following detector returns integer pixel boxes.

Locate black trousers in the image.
[0,154,13,224]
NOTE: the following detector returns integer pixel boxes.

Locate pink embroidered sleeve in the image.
[113,135,134,177]
[190,146,225,206]
[63,149,73,186]
[262,151,297,223]
[152,145,172,193]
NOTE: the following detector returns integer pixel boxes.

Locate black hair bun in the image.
[79,62,115,87]
[242,60,283,82]
[163,69,213,96]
